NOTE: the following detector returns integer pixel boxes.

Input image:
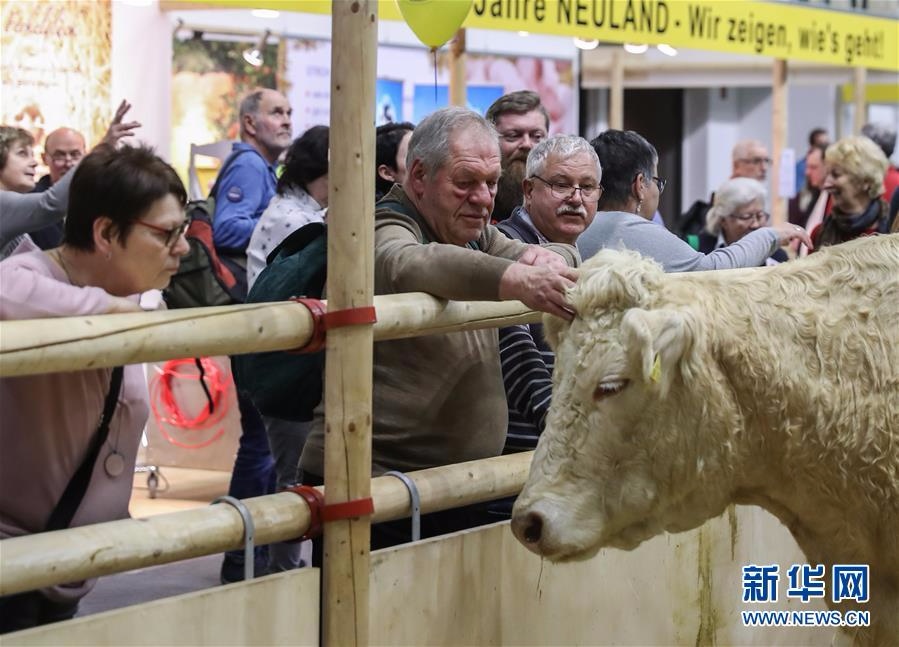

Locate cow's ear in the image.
[542,313,570,351]
[621,308,693,396]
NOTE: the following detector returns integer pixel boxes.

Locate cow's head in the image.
[512,249,731,561]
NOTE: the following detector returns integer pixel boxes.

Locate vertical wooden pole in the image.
[449,29,467,108]
[609,49,624,130]
[852,66,867,135]
[324,1,377,645]
[770,59,787,225]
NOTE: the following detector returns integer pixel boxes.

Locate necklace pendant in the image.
[104,451,126,478]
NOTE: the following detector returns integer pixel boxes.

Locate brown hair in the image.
[485,91,549,130]
[0,126,35,170]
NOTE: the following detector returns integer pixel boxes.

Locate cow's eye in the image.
[593,379,629,401]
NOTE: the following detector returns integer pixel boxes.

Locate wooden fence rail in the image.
[0,452,532,596]
[0,294,540,378]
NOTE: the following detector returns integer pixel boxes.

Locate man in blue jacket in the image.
[214,88,292,584]
[213,88,292,253]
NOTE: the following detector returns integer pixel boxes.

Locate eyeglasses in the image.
[652,176,667,194]
[48,150,83,163]
[133,219,190,248]
[499,129,547,145]
[730,210,769,224]
[737,157,772,167]
[531,175,602,203]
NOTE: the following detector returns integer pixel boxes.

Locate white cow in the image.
[512,235,899,646]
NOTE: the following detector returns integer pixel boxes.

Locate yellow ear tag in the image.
[650,354,662,384]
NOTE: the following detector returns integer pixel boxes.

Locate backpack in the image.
[231,222,328,422]
[163,150,250,309]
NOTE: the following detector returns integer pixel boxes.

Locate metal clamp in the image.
[211,496,256,581]
[384,471,421,542]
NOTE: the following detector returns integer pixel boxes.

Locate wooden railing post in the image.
[324,1,377,645]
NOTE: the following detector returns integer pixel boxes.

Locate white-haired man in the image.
[677,138,771,241]
[299,108,580,555]
[496,135,600,454]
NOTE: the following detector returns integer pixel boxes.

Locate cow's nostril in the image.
[523,511,543,544]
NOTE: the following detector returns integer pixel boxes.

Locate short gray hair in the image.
[705,177,767,234]
[526,135,601,181]
[861,122,896,159]
[732,139,767,162]
[406,107,498,177]
[239,90,265,122]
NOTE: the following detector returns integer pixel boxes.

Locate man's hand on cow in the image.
[516,245,571,272]
[770,222,814,251]
[499,262,578,321]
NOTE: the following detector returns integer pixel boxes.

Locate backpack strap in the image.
[45,366,124,532]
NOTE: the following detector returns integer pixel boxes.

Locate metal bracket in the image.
[383,471,421,542]
[211,495,256,581]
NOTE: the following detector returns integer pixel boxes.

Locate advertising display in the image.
[0,0,111,168]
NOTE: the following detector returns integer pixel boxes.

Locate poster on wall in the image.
[412,85,504,123]
[0,0,111,174]
[284,40,575,134]
[375,79,404,125]
[170,35,278,183]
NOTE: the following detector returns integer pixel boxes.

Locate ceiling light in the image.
[251,9,279,19]
[242,30,271,68]
[574,38,599,50]
[623,43,648,54]
[657,44,678,57]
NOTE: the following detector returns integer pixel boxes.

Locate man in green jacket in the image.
[300,107,579,551]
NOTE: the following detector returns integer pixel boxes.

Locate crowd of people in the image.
[1,87,897,630]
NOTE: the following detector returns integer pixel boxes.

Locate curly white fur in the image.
[514,235,899,646]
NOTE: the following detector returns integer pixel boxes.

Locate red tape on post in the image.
[284,486,374,540]
[288,298,377,354]
[320,497,375,523]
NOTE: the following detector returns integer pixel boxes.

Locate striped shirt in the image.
[499,322,554,452]
[496,207,555,452]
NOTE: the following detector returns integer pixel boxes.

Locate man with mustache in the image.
[486,90,549,222]
[496,135,601,455]
[299,108,580,556]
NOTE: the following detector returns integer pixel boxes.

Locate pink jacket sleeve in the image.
[0,256,110,320]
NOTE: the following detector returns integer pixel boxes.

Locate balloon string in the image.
[433,47,438,104]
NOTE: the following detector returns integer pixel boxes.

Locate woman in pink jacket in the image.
[0,144,189,632]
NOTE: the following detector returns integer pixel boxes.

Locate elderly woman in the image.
[246,125,329,288]
[0,102,139,259]
[577,129,811,268]
[0,126,74,259]
[701,177,787,265]
[0,145,188,632]
[812,136,892,249]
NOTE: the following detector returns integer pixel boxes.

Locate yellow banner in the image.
[178,0,898,71]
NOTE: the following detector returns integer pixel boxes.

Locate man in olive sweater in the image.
[299,107,579,549]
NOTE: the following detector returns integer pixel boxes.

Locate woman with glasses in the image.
[577,129,812,270]
[0,145,188,633]
[701,177,788,265]
[813,136,893,250]
[0,101,139,260]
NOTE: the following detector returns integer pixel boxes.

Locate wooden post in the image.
[770,59,788,225]
[449,29,467,108]
[853,66,867,135]
[609,49,624,130]
[325,1,377,645]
